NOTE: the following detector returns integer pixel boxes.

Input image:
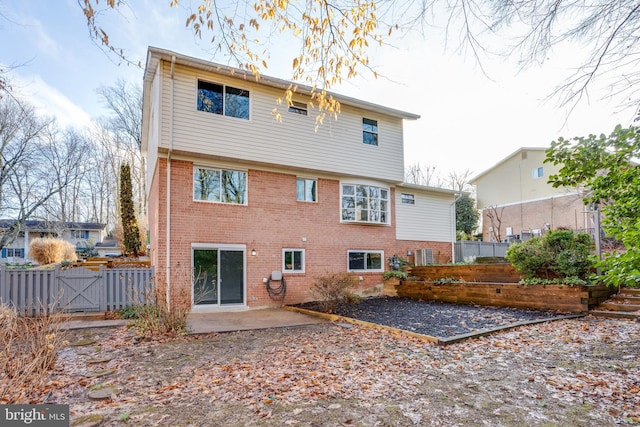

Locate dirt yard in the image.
[36,314,640,427]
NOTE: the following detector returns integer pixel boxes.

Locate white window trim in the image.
[193,166,248,205]
[401,193,415,205]
[347,250,384,273]
[195,78,252,122]
[190,243,247,310]
[296,177,317,203]
[282,248,305,273]
[340,183,390,225]
[532,166,544,179]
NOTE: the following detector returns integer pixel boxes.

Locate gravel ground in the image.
[324,297,566,338]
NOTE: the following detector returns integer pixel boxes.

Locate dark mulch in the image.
[300,297,568,338]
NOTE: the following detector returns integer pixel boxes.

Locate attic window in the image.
[288,101,308,116]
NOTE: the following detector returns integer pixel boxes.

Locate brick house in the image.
[141,47,457,310]
[470,147,592,242]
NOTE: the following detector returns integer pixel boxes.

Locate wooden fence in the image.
[0,265,154,316]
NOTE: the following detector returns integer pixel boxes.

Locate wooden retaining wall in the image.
[396,281,612,313]
[411,264,522,283]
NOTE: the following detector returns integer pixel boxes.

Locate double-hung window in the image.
[347,250,383,272]
[362,118,378,146]
[341,184,389,224]
[296,178,317,202]
[193,167,247,204]
[197,80,250,119]
[283,249,305,273]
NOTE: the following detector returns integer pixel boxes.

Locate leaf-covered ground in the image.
[13,316,640,426]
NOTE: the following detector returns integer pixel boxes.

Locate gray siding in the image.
[159,62,406,182]
[395,190,454,242]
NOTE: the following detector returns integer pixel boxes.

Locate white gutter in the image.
[451,193,463,262]
[166,55,176,310]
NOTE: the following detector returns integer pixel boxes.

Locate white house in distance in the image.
[0,220,107,264]
[141,46,457,310]
[470,147,591,242]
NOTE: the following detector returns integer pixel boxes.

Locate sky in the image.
[0,0,637,183]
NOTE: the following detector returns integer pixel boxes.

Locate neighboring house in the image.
[0,220,106,263]
[141,47,457,310]
[94,237,122,258]
[470,147,593,242]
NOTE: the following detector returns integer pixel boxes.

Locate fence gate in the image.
[58,267,102,312]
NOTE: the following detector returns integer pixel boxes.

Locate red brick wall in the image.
[150,159,452,307]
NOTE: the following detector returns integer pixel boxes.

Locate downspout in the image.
[451,193,463,263]
[166,55,176,310]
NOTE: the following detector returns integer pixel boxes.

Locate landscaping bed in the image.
[297,296,571,340]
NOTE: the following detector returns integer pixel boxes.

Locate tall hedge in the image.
[120,163,141,256]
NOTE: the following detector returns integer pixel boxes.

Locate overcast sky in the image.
[1,0,637,182]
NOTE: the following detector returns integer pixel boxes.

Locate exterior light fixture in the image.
[251,248,257,256]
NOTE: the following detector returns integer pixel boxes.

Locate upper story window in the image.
[532,166,544,179]
[71,230,89,239]
[347,250,383,272]
[401,193,415,205]
[362,118,378,146]
[197,80,250,120]
[283,248,305,273]
[341,184,389,224]
[296,178,317,202]
[193,167,247,204]
[288,101,308,116]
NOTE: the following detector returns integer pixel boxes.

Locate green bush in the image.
[505,230,594,281]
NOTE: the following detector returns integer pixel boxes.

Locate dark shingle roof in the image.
[0,219,105,231]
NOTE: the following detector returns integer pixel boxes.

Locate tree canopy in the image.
[545,125,640,287]
[78,0,640,112]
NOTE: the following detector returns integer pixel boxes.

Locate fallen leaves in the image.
[6,315,637,425]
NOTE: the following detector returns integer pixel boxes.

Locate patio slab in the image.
[186,307,328,334]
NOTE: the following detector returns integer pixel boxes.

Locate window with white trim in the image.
[347,250,383,272]
[197,80,250,119]
[193,167,247,204]
[288,101,308,116]
[296,178,317,202]
[72,230,89,239]
[341,184,389,224]
[401,193,415,205]
[532,166,544,179]
[283,248,305,273]
[362,118,378,145]
[1,248,24,258]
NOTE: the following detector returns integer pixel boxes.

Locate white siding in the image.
[159,62,405,182]
[395,189,454,242]
[146,64,162,194]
